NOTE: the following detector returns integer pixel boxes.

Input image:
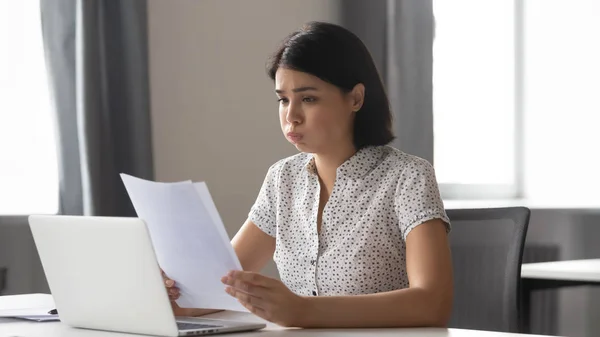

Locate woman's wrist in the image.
[295,296,318,327]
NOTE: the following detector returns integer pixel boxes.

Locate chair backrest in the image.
[0,267,6,295]
[447,207,530,333]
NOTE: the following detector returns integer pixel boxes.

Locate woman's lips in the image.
[286,132,303,143]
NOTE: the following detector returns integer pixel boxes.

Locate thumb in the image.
[161,269,175,286]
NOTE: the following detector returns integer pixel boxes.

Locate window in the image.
[433,0,517,199]
[0,1,59,215]
[523,0,600,204]
[433,0,600,204]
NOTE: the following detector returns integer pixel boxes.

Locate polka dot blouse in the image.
[248,145,450,297]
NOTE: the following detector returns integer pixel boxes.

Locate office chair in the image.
[447,207,530,333]
[0,267,6,295]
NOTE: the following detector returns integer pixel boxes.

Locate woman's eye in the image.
[302,97,317,103]
[277,98,289,104]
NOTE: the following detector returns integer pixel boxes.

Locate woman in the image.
[164,21,453,328]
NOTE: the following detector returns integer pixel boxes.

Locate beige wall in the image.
[147,0,341,276]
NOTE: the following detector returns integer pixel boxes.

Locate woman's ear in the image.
[350,83,365,112]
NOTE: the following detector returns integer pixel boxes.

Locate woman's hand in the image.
[162,269,221,317]
[221,270,309,327]
[161,269,180,301]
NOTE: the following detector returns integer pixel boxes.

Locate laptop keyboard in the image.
[177,322,222,330]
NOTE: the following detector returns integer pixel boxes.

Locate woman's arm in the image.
[232,219,276,272]
[298,219,453,328]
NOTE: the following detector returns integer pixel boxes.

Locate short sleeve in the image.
[395,158,451,240]
[248,162,281,237]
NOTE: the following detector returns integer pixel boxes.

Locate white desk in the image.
[520,259,600,334]
[0,311,554,337]
[521,259,600,282]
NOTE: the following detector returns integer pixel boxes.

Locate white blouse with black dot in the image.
[248,145,450,297]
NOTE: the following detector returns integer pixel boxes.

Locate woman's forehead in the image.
[275,68,327,92]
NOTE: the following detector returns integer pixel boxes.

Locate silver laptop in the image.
[28,215,266,336]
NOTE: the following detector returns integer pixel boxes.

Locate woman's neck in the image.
[313,142,356,190]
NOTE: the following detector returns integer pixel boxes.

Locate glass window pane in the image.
[433,0,515,186]
[0,0,59,215]
[524,0,600,203]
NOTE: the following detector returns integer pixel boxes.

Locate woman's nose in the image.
[286,102,302,124]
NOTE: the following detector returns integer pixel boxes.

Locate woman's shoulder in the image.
[379,145,435,173]
[379,146,440,199]
[375,146,440,195]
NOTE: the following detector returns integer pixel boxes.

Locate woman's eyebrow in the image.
[275,86,319,94]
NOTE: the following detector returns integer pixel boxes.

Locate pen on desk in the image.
[48,308,58,315]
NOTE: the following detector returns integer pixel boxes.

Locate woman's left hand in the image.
[221,270,309,327]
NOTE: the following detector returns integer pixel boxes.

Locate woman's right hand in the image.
[161,270,181,301]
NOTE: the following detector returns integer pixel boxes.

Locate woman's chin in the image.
[292,141,311,152]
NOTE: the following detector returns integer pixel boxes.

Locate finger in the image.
[238,299,269,322]
[223,271,273,288]
[168,286,180,300]
[226,279,269,299]
[240,302,274,323]
[225,286,267,310]
[161,270,176,287]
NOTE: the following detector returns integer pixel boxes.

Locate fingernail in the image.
[166,280,174,287]
[221,276,229,284]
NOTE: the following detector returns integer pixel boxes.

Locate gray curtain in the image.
[40,0,154,216]
[342,0,435,164]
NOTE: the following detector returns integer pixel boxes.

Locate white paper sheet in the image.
[121,174,247,312]
[14,315,60,322]
[0,293,56,318]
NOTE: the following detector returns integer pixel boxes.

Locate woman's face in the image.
[275,68,363,154]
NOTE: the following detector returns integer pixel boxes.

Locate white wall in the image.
[147,0,341,277]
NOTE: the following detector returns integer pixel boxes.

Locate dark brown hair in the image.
[266,21,395,149]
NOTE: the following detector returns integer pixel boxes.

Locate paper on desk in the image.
[121,174,247,312]
[14,315,60,322]
[0,293,55,317]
